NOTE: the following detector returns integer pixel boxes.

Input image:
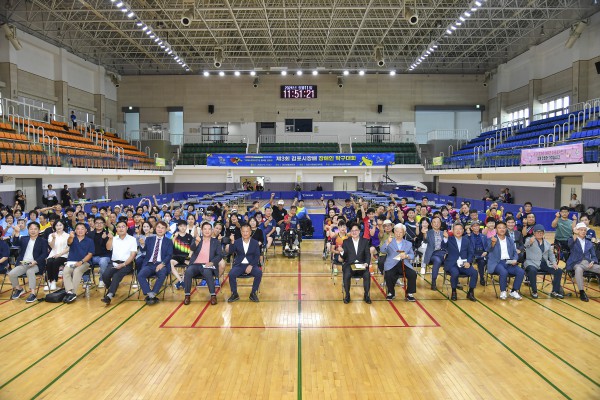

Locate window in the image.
[541,95,569,118]
[169,111,183,145]
[506,106,529,126]
[17,96,55,121]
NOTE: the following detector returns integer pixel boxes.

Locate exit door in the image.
[559,176,582,208]
[333,176,358,191]
[15,178,37,210]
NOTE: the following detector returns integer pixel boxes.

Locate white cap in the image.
[575,222,587,230]
[277,200,285,205]
[383,219,393,225]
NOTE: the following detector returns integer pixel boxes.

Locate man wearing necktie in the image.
[443,224,478,301]
[340,223,372,304]
[138,221,173,305]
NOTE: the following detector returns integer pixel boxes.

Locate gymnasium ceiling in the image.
[1,0,599,76]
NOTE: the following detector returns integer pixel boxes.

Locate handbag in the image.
[43,288,67,303]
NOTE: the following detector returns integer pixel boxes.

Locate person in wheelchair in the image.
[281,206,301,254]
[294,199,314,238]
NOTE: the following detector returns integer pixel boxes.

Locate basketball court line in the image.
[0,301,40,323]
[0,303,65,340]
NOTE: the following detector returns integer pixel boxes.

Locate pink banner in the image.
[521,143,583,165]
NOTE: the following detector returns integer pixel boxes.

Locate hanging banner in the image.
[207,153,395,167]
[520,143,583,165]
[432,156,444,166]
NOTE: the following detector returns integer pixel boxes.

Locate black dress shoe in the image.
[101,295,111,305]
[431,283,437,291]
[228,293,240,303]
[249,292,260,302]
[343,295,350,304]
[450,290,457,301]
[364,295,372,304]
[580,290,589,302]
[479,280,486,286]
[467,290,476,302]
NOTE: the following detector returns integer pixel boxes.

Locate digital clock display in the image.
[280,85,317,99]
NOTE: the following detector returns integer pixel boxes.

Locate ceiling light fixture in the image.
[250,71,256,76]
[219,71,225,76]
[108,2,190,72]
[234,71,240,76]
[312,70,318,75]
[343,70,349,76]
[203,71,210,76]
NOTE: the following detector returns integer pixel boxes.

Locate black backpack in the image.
[43,288,67,303]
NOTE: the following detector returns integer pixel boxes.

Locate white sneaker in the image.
[98,281,105,288]
[420,266,426,275]
[132,283,138,288]
[509,291,522,300]
[43,285,50,291]
[396,278,404,287]
[293,245,299,251]
[50,281,57,291]
[499,291,507,300]
[285,244,290,251]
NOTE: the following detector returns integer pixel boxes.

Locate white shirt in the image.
[48,232,70,258]
[577,237,587,253]
[498,237,510,260]
[352,238,360,256]
[456,237,462,253]
[111,234,138,262]
[23,238,36,262]
[242,239,250,264]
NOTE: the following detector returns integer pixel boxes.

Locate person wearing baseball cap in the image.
[566,222,599,302]
[523,224,563,299]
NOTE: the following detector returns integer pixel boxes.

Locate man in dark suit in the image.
[184,222,223,305]
[138,221,173,305]
[9,222,48,303]
[340,223,372,304]
[227,224,262,303]
[567,222,599,302]
[443,223,477,301]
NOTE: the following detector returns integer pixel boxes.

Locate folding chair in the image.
[442,269,471,298]
[484,266,516,298]
[341,265,369,299]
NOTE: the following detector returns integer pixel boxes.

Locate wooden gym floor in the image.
[0,239,598,400]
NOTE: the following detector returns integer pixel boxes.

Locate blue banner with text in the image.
[207,153,395,167]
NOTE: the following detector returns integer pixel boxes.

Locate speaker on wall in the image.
[377,104,383,113]
[595,61,600,74]
[208,104,215,114]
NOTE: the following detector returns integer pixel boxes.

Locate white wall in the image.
[488,12,600,99]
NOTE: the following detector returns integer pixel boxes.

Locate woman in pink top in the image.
[482,217,497,238]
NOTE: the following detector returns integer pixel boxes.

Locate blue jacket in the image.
[380,238,415,271]
[442,236,474,271]
[566,237,598,271]
[486,236,518,274]
[468,233,489,257]
[142,235,174,269]
[15,236,49,273]
[422,229,446,265]
[228,238,261,267]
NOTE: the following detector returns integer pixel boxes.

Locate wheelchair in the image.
[281,228,301,258]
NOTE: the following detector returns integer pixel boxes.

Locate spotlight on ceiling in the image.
[374,45,385,67]
[565,21,587,49]
[181,8,194,26]
[213,47,224,68]
[337,76,344,88]
[405,7,418,25]
[253,77,260,88]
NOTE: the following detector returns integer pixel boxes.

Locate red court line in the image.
[562,283,600,303]
[371,276,410,327]
[415,300,441,327]
[0,299,11,306]
[190,276,229,328]
[159,288,196,328]
[161,324,439,329]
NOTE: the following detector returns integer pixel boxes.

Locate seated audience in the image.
[227,224,262,303]
[9,222,48,303]
[523,224,563,299]
[340,223,372,304]
[566,222,599,302]
[45,220,70,291]
[443,224,477,301]
[184,222,222,305]
[137,221,173,305]
[380,223,416,301]
[422,216,446,290]
[87,217,112,288]
[486,221,524,300]
[101,221,138,305]
[63,223,95,303]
